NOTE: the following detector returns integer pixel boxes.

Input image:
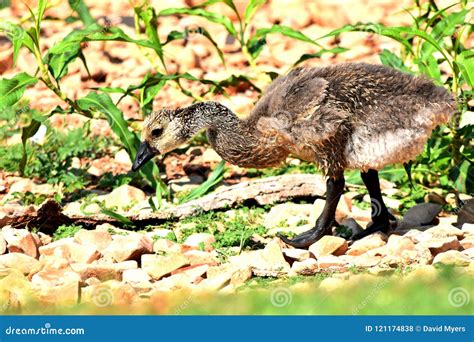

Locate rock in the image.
[183,250,220,266]
[289,258,319,276]
[31,268,81,287]
[70,261,137,281]
[183,233,216,251]
[153,239,181,254]
[0,253,41,274]
[283,248,310,261]
[201,149,221,163]
[0,232,6,255]
[74,229,112,252]
[114,149,132,166]
[335,195,352,222]
[461,247,474,259]
[169,175,203,192]
[460,236,474,250]
[230,266,253,287]
[38,238,74,256]
[308,236,348,258]
[420,236,461,256]
[433,250,470,266]
[37,232,52,246]
[122,269,152,284]
[198,274,231,291]
[462,223,474,236]
[384,235,416,256]
[425,225,463,238]
[319,277,345,291]
[250,240,291,276]
[347,233,386,256]
[141,253,189,280]
[352,255,381,268]
[404,265,438,282]
[82,280,137,307]
[368,266,395,276]
[2,227,41,258]
[317,255,350,269]
[55,242,101,264]
[36,281,80,305]
[397,203,442,229]
[103,235,153,262]
[98,185,146,210]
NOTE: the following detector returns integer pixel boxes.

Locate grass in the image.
[52,224,83,241]
[4,266,471,315]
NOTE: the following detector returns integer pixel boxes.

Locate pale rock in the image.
[250,240,291,276]
[2,227,41,258]
[198,274,230,291]
[39,238,75,256]
[289,258,319,276]
[103,234,152,262]
[404,265,438,282]
[74,229,112,252]
[425,225,463,238]
[308,236,348,258]
[283,248,310,261]
[461,247,474,259]
[230,266,253,287]
[317,255,350,269]
[36,281,79,306]
[37,232,52,246]
[460,236,474,250]
[122,269,151,284]
[98,185,146,210]
[420,236,461,256]
[462,223,474,236]
[184,250,220,266]
[335,195,352,222]
[201,149,221,163]
[0,253,40,275]
[70,261,137,281]
[352,254,381,268]
[82,280,137,307]
[141,253,189,280]
[0,232,6,255]
[172,264,209,282]
[114,149,132,166]
[183,233,216,251]
[55,242,101,264]
[384,235,416,256]
[153,239,181,254]
[347,233,386,256]
[433,250,470,266]
[31,268,81,287]
[368,266,395,276]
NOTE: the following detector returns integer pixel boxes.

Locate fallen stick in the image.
[6,174,328,229]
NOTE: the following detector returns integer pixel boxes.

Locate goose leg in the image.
[352,169,391,240]
[279,175,345,248]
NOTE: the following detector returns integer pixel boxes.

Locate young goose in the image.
[132,63,455,248]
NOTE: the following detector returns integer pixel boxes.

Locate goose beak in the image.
[132,141,157,172]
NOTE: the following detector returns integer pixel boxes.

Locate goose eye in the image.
[151,128,163,137]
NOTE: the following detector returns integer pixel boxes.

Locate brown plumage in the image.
[133,62,456,248]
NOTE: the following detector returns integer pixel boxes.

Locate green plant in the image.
[53,224,83,240]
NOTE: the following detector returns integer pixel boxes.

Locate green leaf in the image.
[76,92,140,156]
[293,47,348,66]
[68,0,96,26]
[248,24,323,59]
[244,0,266,25]
[159,7,238,37]
[180,160,226,203]
[134,5,164,66]
[0,73,38,112]
[455,50,474,87]
[45,24,162,81]
[379,49,408,71]
[19,119,42,176]
[100,209,134,226]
